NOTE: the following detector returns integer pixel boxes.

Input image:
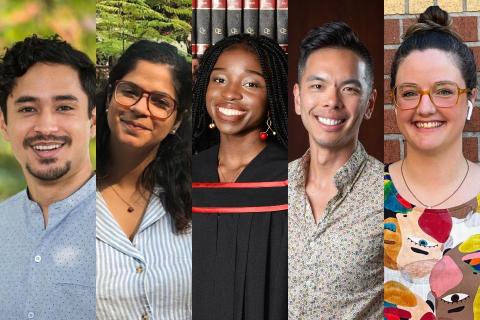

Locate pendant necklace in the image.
[401,158,469,209]
[110,185,138,213]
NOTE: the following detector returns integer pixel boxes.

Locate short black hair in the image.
[0,34,95,121]
[298,22,374,90]
[192,34,288,153]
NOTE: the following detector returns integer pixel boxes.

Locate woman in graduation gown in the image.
[191,34,288,320]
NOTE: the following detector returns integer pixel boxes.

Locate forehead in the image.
[214,46,262,73]
[302,48,366,82]
[121,60,175,95]
[396,49,464,86]
[8,63,85,102]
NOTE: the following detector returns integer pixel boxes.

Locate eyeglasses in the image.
[114,80,177,120]
[391,81,470,110]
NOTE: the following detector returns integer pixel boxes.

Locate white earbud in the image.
[467,101,473,121]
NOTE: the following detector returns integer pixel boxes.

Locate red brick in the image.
[384,49,396,75]
[384,139,401,163]
[384,109,400,134]
[402,18,416,37]
[452,16,478,42]
[472,46,480,70]
[464,107,480,132]
[384,78,392,104]
[463,137,479,162]
[385,19,401,45]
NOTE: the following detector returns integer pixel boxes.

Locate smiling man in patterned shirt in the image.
[0,35,96,319]
[288,22,383,319]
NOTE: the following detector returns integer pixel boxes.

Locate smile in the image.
[218,107,246,116]
[414,121,444,129]
[32,144,63,151]
[316,116,345,126]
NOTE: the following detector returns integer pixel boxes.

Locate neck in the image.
[25,158,93,226]
[218,130,266,166]
[403,141,465,187]
[103,138,158,189]
[307,137,357,189]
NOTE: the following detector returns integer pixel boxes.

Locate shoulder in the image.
[192,145,219,181]
[252,143,287,180]
[0,190,27,227]
[0,189,26,211]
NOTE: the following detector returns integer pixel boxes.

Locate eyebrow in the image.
[305,75,363,88]
[212,67,264,78]
[14,95,79,104]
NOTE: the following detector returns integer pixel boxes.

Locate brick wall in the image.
[384,0,480,163]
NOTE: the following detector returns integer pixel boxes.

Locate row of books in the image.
[192,0,288,57]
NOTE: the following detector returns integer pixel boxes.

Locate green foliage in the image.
[96,0,192,67]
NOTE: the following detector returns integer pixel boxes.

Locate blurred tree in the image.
[96,0,191,67]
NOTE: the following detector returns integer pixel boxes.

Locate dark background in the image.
[288,0,384,162]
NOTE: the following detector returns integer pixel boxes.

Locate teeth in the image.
[317,116,343,126]
[218,107,245,116]
[415,121,443,129]
[33,144,62,151]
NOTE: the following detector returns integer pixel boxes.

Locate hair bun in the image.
[403,5,460,40]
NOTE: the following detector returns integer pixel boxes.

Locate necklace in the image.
[110,185,137,213]
[401,158,469,209]
[218,162,244,183]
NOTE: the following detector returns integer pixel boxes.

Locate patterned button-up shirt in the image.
[288,142,383,319]
[0,175,96,320]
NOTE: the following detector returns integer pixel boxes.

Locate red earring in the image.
[259,116,276,141]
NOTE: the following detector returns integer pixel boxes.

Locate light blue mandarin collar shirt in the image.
[0,175,96,320]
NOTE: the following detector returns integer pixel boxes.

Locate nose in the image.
[221,81,242,101]
[416,93,436,116]
[33,110,59,134]
[323,86,342,108]
[129,93,151,116]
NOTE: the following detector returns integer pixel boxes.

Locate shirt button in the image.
[142,313,149,320]
[27,311,35,318]
[136,266,144,273]
[34,255,42,263]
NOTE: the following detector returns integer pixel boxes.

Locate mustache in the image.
[23,134,72,149]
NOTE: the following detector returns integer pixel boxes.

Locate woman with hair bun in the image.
[191,34,288,320]
[384,6,480,320]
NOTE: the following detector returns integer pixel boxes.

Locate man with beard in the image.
[0,35,96,319]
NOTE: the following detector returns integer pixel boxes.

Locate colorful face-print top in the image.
[384,165,480,320]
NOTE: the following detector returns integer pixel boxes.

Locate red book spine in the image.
[197,0,211,56]
[212,0,226,44]
[276,0,287,53]
[226,0,242,36]
[259,0,275,39]
[192,0,198,57]
[243,0,259,36]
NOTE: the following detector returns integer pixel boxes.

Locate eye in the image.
[342,86,360,95]
[309,84,323,90]
[243,81,260,88]
[435,88,455,96]
[408,236,438,248]
[441,293,469,304]
[18,106,36,113]
[57,105,74,112]
[212,77,225,84]
[400,90,419,98]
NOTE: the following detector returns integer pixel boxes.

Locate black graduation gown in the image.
[192,142,288,320]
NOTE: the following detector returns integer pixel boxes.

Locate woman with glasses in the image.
[95,40,192,319]
[384,6,480,320]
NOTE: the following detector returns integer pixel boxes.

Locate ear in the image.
[0,111,10,142]
[89,107,96,139]
[469,88,477,108]
[293,83,301,115]
[364,88,377,120]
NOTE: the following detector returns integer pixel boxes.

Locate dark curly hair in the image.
[192,34,288,153]
[390,5,476,93]
[0,34,95,122]
[97,40,191,233]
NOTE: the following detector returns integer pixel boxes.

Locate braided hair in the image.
[192,34,288,153]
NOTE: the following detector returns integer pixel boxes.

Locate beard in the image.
[26,160,72,181]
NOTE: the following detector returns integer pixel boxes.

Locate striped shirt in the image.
[96,191,192,320]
